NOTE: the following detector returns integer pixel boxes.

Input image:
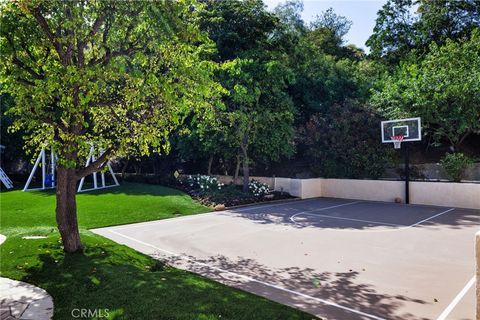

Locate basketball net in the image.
[391,135,404,149]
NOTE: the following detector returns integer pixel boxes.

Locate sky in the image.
[263,0,388,52]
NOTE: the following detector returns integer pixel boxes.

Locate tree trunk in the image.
[234,154,241,184]
[56,167,83,253]
[241,150,249,193]
[121,158,129,179]
[222,158,229,176]
[207,156,213,176]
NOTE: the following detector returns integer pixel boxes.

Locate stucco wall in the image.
[321,179,404,203]
[410,181,480,209]
[299,179,323,199]
[182,174,479,209]
[273,177,479,209]
[477,231,480,320]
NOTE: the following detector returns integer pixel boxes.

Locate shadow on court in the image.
[229,199,480,231]
[92,197,478,320]
[162,253,430,320]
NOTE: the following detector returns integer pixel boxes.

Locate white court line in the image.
[290,206,456,232]
[436,275,475,320]
[106,212,218,231]
[293,212,402,227]
[289,201,361,223]
[407,208,455,228]
[112,198,352,231]
[233,198,320,212]
[107,228,386,320]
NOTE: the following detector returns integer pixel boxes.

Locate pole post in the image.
[476,231,480,319]
[405,143,410,204]
[41,148,46,190]
[92,151,98,189]
[23,150,43,191]
[51,148,55,187]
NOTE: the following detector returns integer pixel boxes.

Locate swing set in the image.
[23,145,119,192]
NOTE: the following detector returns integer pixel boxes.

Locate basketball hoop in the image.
[391,135,404,149]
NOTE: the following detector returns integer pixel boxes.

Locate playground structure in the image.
[77,144,120,193]
[23,147,56,191]
[0,145,14,189]
[23,145,119,192]
[0,168,13,189]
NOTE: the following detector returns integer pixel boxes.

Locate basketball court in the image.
[92,198,478,320]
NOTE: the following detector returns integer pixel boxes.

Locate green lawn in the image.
[0,183,314,320]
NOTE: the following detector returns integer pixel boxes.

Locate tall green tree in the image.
[370,30,480,150]
[197,0,295,190]
[0,0,221,252]
[367,0,480,63]
[220,58,294,191]
[199,0,277,61]
[300,101,390,179]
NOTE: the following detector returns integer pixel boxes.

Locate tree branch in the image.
[31,6,67,63]
[75,147,114,179]
[16,77,35,86]
[89,43,141,66]
[5,35,45,80]
[89,15,106,38]
[12,57,45,80]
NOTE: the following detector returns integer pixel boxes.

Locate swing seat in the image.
[44,174,55,187]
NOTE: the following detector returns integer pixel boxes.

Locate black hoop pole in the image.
[405,143,410,204]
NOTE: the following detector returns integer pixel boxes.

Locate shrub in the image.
[299,101,392,179]
[184,175,224,191]
[440,153,474,182]
[248,180,271,197]
[122,173,176,186]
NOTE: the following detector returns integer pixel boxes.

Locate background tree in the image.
[366,0,417,63]
[299,101,391,178]
[370,29,480,150]
[0,0,222,252]
[218,58,294,191]
[282,6,370,125]
[1,94,27,168]
[176,112,237,176]
[197,0,295,190]
[199,0,277,61]
[272,0,306,54]
[367,0,480,64]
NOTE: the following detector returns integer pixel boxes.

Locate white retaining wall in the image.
[183,174,479,209]
[477,231,480,319]
[273,178,479,209]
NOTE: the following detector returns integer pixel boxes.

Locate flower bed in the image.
[178,175,294,208]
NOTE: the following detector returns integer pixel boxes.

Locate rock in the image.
[214,204,226,211]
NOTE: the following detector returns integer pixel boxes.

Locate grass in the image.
[0,182,315,320]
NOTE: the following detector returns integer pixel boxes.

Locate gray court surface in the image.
[92,198,479,320]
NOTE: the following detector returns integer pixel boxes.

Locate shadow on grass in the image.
[19,241,314,320]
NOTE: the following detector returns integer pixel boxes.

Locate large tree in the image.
[367,0,480,63]
[0,0,221,252]
[197,0,295,191]
[220,58,294,191]
[370,29,480,150]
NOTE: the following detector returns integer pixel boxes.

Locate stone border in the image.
[0,235,54,320]
[0,278,54,320]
